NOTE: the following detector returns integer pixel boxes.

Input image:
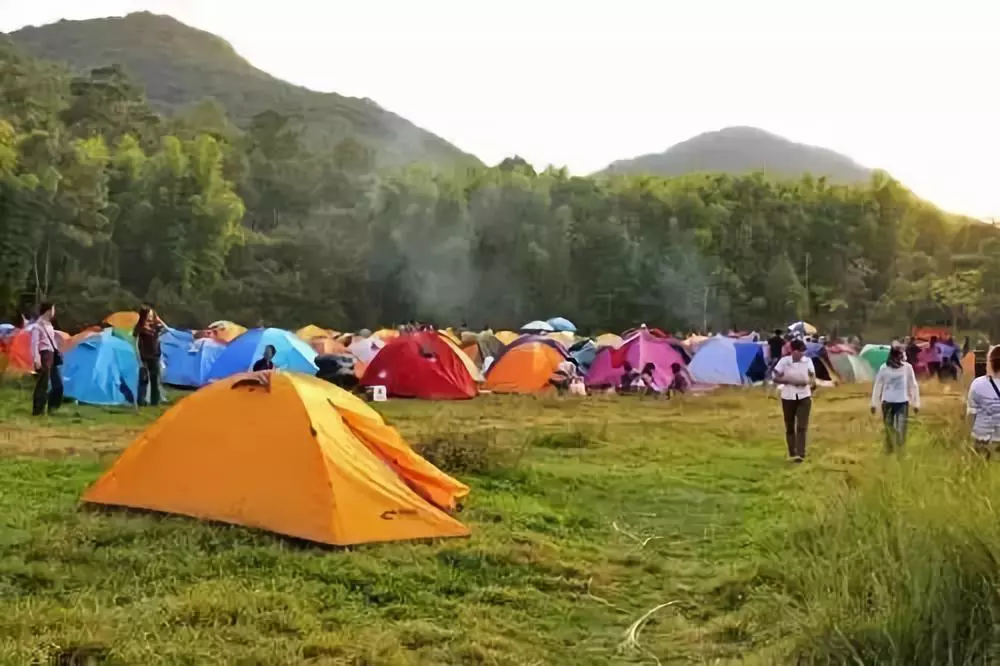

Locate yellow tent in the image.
[82,372,470,546]
[296,324,332,341]
[207,320,248,343]
[373,328,400,342]
[104,311,139,331]
[494,331,520,345]
[595,333,623,348]
[439,332,484,383]
[546,331,575,347]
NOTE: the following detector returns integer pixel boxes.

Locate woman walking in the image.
[967,346,1000,457]
[30,302,63,416]
[133,305,165,407]
[870,346,920,453]
[773,339,816,462]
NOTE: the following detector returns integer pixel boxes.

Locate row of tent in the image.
[5,310,974,407]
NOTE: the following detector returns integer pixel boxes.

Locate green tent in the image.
[860,344,890,374]
[830,350,874,383]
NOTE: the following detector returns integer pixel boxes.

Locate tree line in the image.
[2,40,998,338]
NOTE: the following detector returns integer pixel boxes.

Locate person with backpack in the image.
[870,346,920,453]
[30,302,63,416]
[967,347,1000,457]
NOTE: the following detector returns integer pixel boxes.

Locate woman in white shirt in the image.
[967,347,1000,456]
[870,346,920,453]
[772,339,817,462]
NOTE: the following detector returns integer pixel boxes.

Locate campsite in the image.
[2,5,1000,664]
[0,314,998,664]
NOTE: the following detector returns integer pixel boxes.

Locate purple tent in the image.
[585,330,688,390]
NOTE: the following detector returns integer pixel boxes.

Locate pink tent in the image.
[585,330,687,390]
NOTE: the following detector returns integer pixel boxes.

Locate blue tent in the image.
[689,337,768,386]
[569,339,598,374]
[161,328,226,388]
[205,328,318,382]
[521,320,555,333]
[62,330,140,406]
[547,317,577,333]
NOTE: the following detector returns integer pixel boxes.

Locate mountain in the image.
[7,12,478,168]
[598,126,871,182]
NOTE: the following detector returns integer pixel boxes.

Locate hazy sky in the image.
[1,0,997,218]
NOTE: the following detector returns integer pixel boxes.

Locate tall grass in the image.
[757,412,1000,664]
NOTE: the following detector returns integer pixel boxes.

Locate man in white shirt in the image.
[772,339,816,462]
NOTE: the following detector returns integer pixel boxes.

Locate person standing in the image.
[133,305,165,407]
[870,346,921,453]
[773,339,816,462]
[967,347,1000,457]
[30,302,63,416]
[905,337,921,368]
[926,336,943,379]
[767,329,785,372]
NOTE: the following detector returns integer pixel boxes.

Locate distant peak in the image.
[598,126,871,183]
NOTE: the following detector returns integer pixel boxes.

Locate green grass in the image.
[0,379,991,664]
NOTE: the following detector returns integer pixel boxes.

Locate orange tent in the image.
[0,329,34,375]
[82,372,470,546]
[1,328,71,375]
[962,351,976,379]
[373,328,400,342]
[66,327,103,351]
[484,336,569,394]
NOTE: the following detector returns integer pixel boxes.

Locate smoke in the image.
[649,225,731,333]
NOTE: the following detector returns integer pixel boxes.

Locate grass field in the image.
[0,379,996,665]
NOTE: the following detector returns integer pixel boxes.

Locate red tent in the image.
[360,332,477,400]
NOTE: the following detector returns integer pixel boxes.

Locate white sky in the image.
[1,0,998,218]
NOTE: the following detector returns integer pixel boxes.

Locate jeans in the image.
[32,350,64,416]
[138,358,161,406]
[881,401,909,453]
[782,397,812,458]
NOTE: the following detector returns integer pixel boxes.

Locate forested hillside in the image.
[600,126,872,183]
[7,12,477,169]
[1,36,998,336]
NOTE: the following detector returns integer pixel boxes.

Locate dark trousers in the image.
[138,358,161,406]
[881,402,909,453]
[32,350,64,416]
[781,397,812,458]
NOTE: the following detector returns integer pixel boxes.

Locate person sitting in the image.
[618,362,638,394]
[668,362,691,397]
[549,358,578,394]
[252,345,276,372]
[636,362,662,395]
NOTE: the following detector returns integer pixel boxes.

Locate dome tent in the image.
[62,330,140,406]
[82,372,470,546]
[205,328,317,382]
[360,332,477,400]
[161,328,226,388]
[688,336,768,386]
[485,336,569,394]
